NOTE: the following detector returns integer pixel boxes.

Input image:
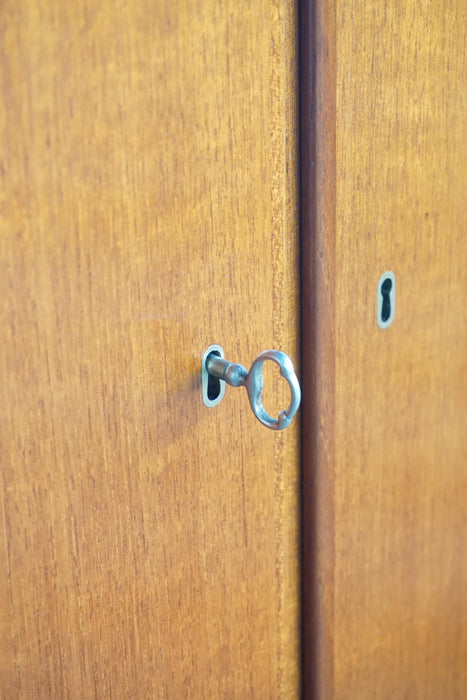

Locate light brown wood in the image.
[302,0,467,697]
[0,1,300,696]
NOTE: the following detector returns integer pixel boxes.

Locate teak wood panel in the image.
[0,1,300,697]
[302,0,467,697]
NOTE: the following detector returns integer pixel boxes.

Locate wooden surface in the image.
[0,1,300,697]
[302,0,467,697]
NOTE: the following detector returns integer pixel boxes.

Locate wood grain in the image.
[302,0,467,697]
[0,1,300,697]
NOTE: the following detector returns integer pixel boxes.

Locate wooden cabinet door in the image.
[301,0,467,697]
[0,2,300,697]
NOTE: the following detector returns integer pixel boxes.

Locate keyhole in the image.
[207,351,222,401]
[380,277,392,322]
[377,271,396,328]
[202,344,226,408]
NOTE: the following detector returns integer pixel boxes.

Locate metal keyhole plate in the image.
[377,271,396,329]
[201,344,226,407]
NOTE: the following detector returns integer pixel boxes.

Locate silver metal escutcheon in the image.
[202,347,301,430]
